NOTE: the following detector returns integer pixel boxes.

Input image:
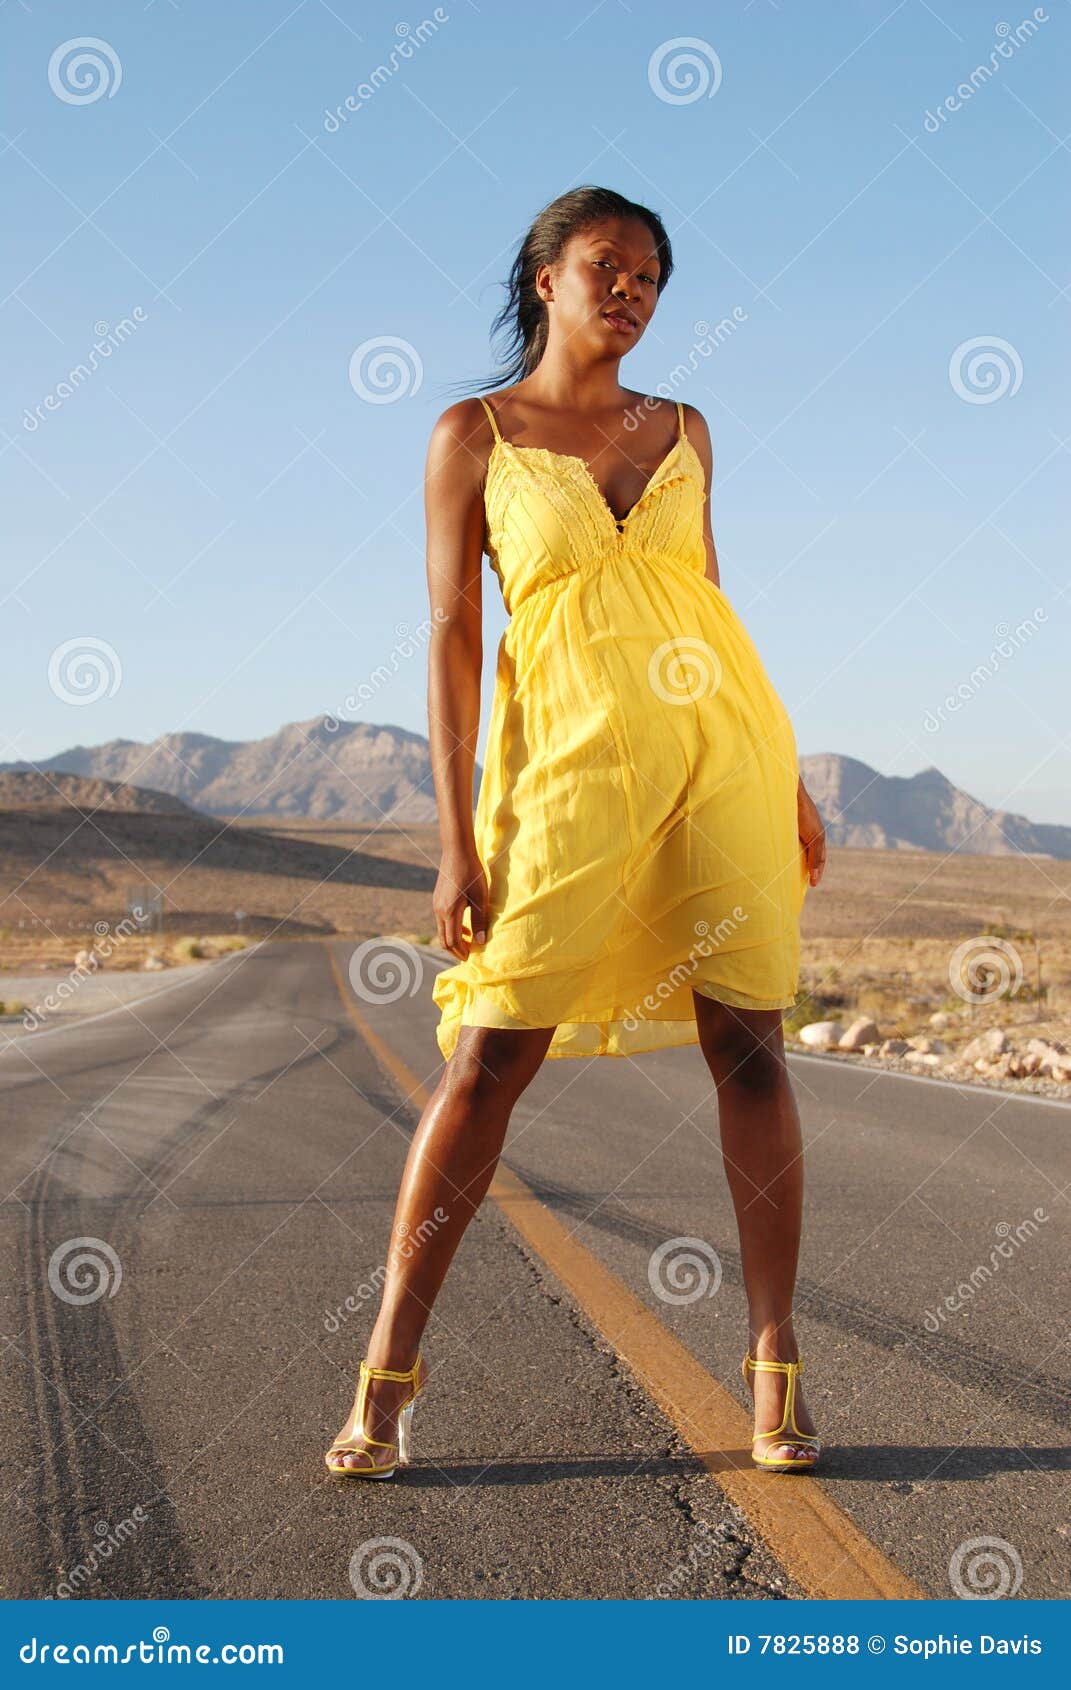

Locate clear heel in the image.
[325,1351,425,1479]
[742,1352,822,1471]
[397,1400,416,1465]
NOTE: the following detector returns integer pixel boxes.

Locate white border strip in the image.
[788,1047,1071,1111]
[348,942,1071,1115]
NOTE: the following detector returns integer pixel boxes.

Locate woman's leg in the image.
[327,1022,555,1468]
[692,993,817,1464]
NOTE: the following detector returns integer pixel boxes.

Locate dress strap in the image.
[675,399,686,441]
[476,394,503,444]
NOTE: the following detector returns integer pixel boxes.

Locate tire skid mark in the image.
[19,1154,204,1598]
[512,1169,1071,1427]
[13,1017,349,1596]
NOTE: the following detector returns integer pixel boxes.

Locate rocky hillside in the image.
[1,718,457,825]
[798,754,1071,859]
[0,769,199,815]
[3,730,1066,857]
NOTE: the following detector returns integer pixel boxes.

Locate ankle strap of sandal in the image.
[360,1352,422,1382]
[745,1353,802,1375]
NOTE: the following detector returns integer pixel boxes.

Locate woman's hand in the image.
[433,848,491,960]
[797,778,826,887]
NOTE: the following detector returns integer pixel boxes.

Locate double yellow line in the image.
[330,945,923,1601]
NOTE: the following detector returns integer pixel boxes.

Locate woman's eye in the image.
[595,259,656,284]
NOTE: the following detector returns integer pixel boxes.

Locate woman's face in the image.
[540,216,662,357]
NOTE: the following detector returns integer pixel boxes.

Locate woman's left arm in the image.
[797,775,826,887]
[680,403,719,588]
[683,403,823,884]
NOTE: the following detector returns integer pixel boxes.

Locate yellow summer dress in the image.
[431,395,809,1061]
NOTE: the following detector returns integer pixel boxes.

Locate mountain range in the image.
[797,752,1069,858]
[2,723,1067,859]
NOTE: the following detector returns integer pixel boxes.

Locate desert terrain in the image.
[1,799,1068,1100]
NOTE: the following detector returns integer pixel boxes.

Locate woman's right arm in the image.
[424,400,493,961]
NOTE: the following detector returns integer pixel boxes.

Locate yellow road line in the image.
[328,943,924,1601]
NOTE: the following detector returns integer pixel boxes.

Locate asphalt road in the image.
[1,938,1067,1601]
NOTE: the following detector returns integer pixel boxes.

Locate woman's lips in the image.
[603,311,638,332]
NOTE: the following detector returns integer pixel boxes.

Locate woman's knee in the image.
[443,1025,554,1112]
[694,999,787,1089]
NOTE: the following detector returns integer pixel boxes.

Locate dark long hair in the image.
[440,186,674,400]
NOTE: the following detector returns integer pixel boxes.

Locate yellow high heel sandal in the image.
[742,1352,822,1472]
[325,1353,426,1479]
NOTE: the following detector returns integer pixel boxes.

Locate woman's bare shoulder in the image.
[427,395,498,461]
[628,391,711,447]
[670,397,709,439]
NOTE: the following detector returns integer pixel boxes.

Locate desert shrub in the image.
[853,984,913,1027]
[783,988,844,1038]
[172,936,205,961]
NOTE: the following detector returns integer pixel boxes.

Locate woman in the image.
[325,186,827,1480]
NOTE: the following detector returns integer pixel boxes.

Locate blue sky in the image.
[4,0,1069,824]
